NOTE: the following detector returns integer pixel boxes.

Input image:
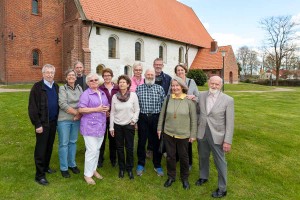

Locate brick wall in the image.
[3,0,64,83]
[63,0,91,75]
[224,47,239,84]
[0,0,5,83]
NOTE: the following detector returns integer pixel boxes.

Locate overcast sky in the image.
[179,0,300,51]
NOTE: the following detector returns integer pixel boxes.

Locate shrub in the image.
[186,69,207,86]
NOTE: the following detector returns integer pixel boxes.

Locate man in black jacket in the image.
[28,64,59,186]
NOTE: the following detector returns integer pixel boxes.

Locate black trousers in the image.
[34,120,57,179]
[164,134,189,181]
[114,123,135,171]
[99,122,117,164]
[137,113,162,168]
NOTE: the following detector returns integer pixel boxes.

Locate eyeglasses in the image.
[43,71,55,75]
[103,75,112,77]
[134,69,142,71]
[89,79,99,82]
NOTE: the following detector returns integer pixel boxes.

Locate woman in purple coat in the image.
[78,73,109,185]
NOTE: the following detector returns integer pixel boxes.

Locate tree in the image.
[236,46,250,76]
[259,15,299,85]
[248,50,260,76]
[186,69,207,86]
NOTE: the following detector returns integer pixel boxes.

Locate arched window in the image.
[108,37,116,58]
[32,49,41,66]
[96,64,105,75]
[124,65,132,76]
[179,47,184,63]
[159,43,167,63]
[32,0,39,15]
[135,42,141,61]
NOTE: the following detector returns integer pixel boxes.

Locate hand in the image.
[130,121,135,126]
[110,130,115,137]
[157,131,161,139]
[36,126,43,134]
[223,142,232,153]
[186,95,196,100]
[189,138,195,143]
[73,113,82,121]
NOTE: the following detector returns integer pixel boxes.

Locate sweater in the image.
[110,92,140,130]
[58,84,83,121]
[157,96,197,139]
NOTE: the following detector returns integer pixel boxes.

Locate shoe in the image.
[195,178,208,186]
[128,170,134,180]
[35,178,49,186]
[164,178,175,187]
[212,188,227,198]
[146,150,153,159]
[45,168,56,174]
[61,170,71,178]
[119,170,124,178]
[84,176,96,185]
[93,171,103,180]
[69,166,80,174]
[154,167,164,176]
[111,160,117,167]
[136,165,144,176]
[182,180,190,190]
[97,160,103,168]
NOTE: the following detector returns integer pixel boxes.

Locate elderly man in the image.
[28,64,59,186]
[153,58,171,95]
[74,61,88,91]
[195,76,234,198]
[135,69,165,176]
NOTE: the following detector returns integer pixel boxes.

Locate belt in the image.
[142,113,159,117]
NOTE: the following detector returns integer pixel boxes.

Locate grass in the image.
[0,84,300,199]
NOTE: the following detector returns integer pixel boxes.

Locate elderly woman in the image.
[110,75,140,179]
[174,64,200,170]
[57,69,83,178]
[78,73,110,185]
[157,76,197,190]
[98,68,119,168]
[130,62,144,92]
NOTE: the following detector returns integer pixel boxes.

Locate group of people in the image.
[28,58,234,198]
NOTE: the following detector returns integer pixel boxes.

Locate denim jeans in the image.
[57,120,80,171]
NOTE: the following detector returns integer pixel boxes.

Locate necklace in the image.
[173,99,182,118]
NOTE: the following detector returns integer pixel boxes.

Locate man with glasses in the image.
[28,64,59,186]
[153,58,171,95]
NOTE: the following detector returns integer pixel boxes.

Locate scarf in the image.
[116,90,131,102]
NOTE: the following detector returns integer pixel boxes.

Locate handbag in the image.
[158,95,170,154]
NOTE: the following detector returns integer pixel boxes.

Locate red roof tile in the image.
[191,46,231,70]
[78,0,213,48]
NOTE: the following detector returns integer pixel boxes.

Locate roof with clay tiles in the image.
[191,46,232,70]
[78,0,213,48]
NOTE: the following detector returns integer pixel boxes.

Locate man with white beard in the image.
[195,76,234,198]
[135,69,165,177]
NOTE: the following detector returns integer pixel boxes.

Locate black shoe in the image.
[195,178,208,186]
[61,170,71,178]
[45,168,56,174]
[128,170,134,180]
[111,160,117,167]
[164,178,175,187]
[35,178,49,186]
[182,180,190,190]
[119,170,124,178]
[69,166,80,174]
[97,160,103,168]
[212,188,227,198]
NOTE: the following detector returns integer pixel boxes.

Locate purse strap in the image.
[162,95,170,133]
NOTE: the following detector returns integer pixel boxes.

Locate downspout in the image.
[3,0,7,84]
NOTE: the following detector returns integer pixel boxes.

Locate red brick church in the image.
[0,0,238,84]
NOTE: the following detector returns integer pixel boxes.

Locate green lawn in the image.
[0,84,299,200]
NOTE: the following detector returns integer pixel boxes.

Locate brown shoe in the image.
[84,176,96,185]
[93,171,103,180]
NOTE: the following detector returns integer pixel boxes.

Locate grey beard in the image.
[145,79,155,85]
